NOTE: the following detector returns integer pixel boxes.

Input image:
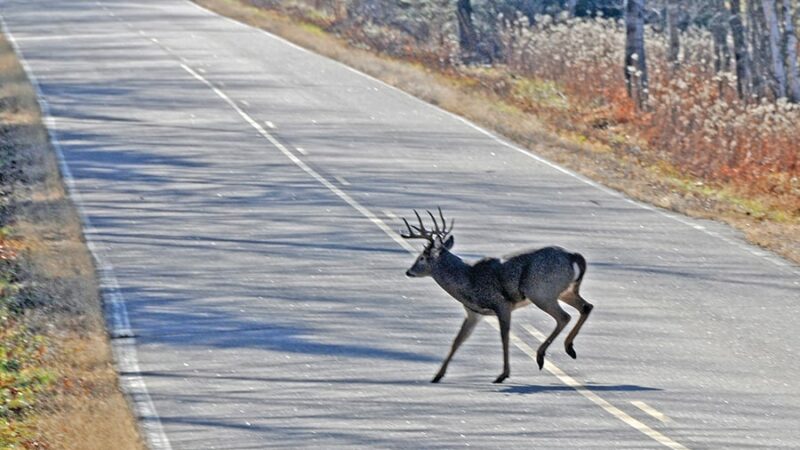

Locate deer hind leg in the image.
[532,298,571,370]
[559,289,594,360]
[432,310,481,383]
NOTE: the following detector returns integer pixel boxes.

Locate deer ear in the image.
[443,235,454,250]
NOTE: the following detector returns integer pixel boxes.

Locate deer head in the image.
[401,208,454,277]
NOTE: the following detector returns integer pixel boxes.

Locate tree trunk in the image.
[625,0,649,108]
[782,0,800,101]
[730,0,753,98]
[566,0,579,17]
[749,0,769,97]
[666,0,681,68]
[762,0,788,98]
[710,0,731,73]
[456,0,478,63]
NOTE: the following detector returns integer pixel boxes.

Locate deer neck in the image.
[431,250,473,303]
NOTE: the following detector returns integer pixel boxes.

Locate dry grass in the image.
[497,17,799,212]
[194,0,799,264]
[0,28,144,450]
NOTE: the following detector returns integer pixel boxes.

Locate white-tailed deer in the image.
[401,208,593,383]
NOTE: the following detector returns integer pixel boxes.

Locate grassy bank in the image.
[0,28,143,449]
[193,0,799,264]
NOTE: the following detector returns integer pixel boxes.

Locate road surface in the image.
[1,0,799,448]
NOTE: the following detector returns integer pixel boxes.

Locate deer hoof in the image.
[493,373,509,384]
[536,352,545,370]
[566,343,577,359]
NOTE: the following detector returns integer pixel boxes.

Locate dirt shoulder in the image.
[0,28,143,450]
[193,0,799,265]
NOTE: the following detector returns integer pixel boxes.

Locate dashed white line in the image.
[518,325,687,449]
[179,63,417,256]
[295,146,308,155]
[334,175,351,186]
[631,400,674,424]
[264,120,276,129]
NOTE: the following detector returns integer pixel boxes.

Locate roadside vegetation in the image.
[194,0,799,264]
[0,30,143,449]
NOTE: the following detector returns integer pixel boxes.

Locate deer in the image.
[401,208,593,383]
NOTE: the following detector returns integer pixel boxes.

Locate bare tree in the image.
[748,0,770,97]
[666,0,680,68]
[457,0,479,62]
[625,0,649,108]
[730,0,753,98]
[710,0,732,73]
[782,0,800,101]
[566,0,580,16]
[762,0,788,98]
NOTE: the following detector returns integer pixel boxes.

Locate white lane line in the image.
[295,146,308,155]
[334,175,351,186]
[517,325,687,450]
[0,14,173,450]
[179,63,417,255]
[631,401,674,424]
[11,33,134,42]
[383,210,398,220]
[178,61,689,450]
[264,120,276,129]
[186,0,798,277]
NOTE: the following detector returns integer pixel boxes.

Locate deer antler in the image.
[401,210,433,241]
[401,208,453,242]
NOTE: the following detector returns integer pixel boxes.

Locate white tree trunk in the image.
[625,0,649,108]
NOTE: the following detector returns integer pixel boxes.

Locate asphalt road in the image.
[2,0,799,448]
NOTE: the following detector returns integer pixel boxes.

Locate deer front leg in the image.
[493,304,512,383]
[432,310,481,383]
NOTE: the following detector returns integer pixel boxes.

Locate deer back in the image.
[499,246,579,302]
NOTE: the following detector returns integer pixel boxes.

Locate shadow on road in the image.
[498,383,660,395]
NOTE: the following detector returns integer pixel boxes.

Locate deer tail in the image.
[571,252,587,286]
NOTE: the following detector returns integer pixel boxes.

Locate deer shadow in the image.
[498,383,660,395]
